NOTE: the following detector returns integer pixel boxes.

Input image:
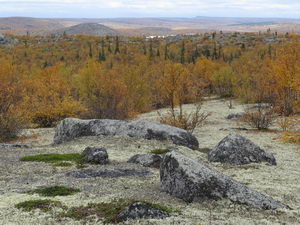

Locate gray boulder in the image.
[82,147,109,165]
[128,154,162,168]
[208,134,276,165]
[160,152,290,210]
[54,118,199,149]
[118,202,170,221]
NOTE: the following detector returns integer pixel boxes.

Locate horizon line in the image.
[0,15,300,20]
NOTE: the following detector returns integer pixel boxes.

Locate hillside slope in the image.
[53,23,119,36]
[0,17,64,35]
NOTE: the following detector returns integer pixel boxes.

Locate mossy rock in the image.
[60,199,179,223]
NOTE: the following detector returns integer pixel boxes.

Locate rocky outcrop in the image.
[66,169,152,178]
[118,202,171,221]
[82,147,109,165]
[54,118,199,149]
[0,144,32,149]
[208,134,276,165]
[0,34,18,45]
[128,154,162,168]
[160,152,289,210]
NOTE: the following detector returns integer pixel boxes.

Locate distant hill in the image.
[0,17,300,36]
[120,27,174,36]
[53,23,119,36]
[0,17,64,35]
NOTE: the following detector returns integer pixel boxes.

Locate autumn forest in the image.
[0,31,300,142]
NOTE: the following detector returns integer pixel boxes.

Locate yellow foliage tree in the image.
[22,63,84,127]
[77,59,131,119]
[0,60,26,140]
[271,41,300,116]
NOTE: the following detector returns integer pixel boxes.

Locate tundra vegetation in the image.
[0,32,299,143]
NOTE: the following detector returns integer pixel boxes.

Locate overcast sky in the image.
[0,0,299,18]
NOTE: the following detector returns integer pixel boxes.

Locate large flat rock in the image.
[54,118,199,149]
[160,152,290,210]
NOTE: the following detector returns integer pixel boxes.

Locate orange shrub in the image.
[0,60,26,140]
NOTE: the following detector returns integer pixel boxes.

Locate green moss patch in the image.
[15,199,64,212]
[20,153,85,168]
[150,149,171,154]
[29,185,80,197]
[60,199,179,223]
[20,153,82,163]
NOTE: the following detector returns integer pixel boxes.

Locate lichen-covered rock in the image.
[0,144,32,149]
[66,169,152,178]
[82,147,109,165]
[54,118,199,149]
[160,152,290,210]
[128,154,162,168]
[118,202,170,221]
[208,133,276,165]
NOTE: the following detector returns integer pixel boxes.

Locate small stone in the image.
[225,113,245,120]
[82,147,109,165]
[118,202,170,221]
[128,154,162,168]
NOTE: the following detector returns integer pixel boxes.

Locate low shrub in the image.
[0,113,24,142]
[15,199,64,212]
[279,116,300,145]
[240,106,276,130]
[281,131,300,145]
[29,185,80,197]
[276,117,295,132]
[158,103,210,134]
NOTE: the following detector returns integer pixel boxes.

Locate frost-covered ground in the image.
[0,99,299,225]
